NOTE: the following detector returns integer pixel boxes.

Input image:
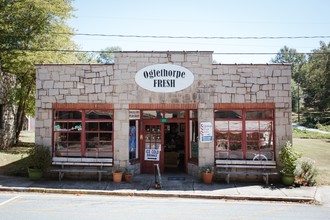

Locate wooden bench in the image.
[49,157,113,181]
[215,159,279,185]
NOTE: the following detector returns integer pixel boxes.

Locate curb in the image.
[0,187,315,204]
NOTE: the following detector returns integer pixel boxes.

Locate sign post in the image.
[154,164,162,189]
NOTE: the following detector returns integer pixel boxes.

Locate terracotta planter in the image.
[202,172,213,184]
[113,171,123,183]
[124,174,132,182]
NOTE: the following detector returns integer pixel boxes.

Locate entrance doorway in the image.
[141,121,186,174]
[164,123,185,173]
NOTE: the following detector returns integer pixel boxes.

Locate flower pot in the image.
[28,167,43,180]
[202,172,213,184]
[281,174,294,186]
[113,171,123,183]
[124,174,132,183]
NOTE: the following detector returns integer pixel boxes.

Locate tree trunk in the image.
[15,103,26,144]
[15,81,32,144]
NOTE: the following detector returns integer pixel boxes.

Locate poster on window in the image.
[145,149,160,161]
[200,122,213,142]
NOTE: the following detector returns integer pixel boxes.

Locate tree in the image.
[271,46,306,114]
[0,0,78,146]
[97,46,121,64]
[271,46,306,83]
[301,41,330,111]
[75,52,98,64]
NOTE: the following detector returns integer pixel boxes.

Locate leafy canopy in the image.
[301,41,330,111]
[0,0,78,145]
[0,0,78,117]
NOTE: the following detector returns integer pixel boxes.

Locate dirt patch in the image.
[19,130,35,143]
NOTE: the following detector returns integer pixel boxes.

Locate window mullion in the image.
[81,110,86,157]
[242,109,246,160]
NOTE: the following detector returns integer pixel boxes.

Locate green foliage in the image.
[0,0,78,144]
[271,46,306,113]
[279,142,302,175]
[74,47,122,64]
[124,167,132,175]
[294,158,318,186]
[27,145,51,171]
[293,128,330,139]
[75,52,98,64]
[301,41,330,111]
[113,165,123,173]
[200,165,214,173]
[300,111,330,130]
[315,123,330,132]
[271,46,306,83]
[97,46,121,64]
[272,43,330,113]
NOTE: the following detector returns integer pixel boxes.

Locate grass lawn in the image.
[293,138,330,185]
[0,131,33,176]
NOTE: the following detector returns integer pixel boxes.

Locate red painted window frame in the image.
[52,108,114,158]
[214,108,275,161]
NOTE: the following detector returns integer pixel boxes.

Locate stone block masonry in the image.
[35,51,291,169]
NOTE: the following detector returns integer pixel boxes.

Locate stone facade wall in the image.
[0,71,16,149]
[36,51,292,170]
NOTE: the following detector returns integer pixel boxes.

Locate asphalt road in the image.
[0,192,329,220]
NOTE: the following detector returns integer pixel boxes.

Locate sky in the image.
[67,0,330,64]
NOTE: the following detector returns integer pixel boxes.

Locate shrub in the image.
[294,158,318,186]
[279,142,302,175]
[27,145,51,171]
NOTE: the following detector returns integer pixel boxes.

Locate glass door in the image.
[141,123,164,173]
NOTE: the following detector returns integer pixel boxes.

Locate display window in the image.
[129,120,138,160]
[214,109,274,160]
[53,110,113,158]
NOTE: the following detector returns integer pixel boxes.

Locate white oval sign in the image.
[135,64,194,93]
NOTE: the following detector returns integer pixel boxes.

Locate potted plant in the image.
[294,158,318,186]
[200,165,214,184]
[112,166,123,183]
[124,167,133,183]
[279,142,301,186]
[27,145,51,180]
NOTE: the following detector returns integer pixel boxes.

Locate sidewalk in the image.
[1,174,328,206]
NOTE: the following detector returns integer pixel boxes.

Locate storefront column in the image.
[198,104,214,167]
[113,104,129,168]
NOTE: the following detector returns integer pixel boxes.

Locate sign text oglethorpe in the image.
[135,64,194,93]
[144,69,185,88]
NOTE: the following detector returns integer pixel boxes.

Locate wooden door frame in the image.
[140,118,188,174]
[140,121,164,173]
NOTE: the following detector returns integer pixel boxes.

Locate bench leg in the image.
[226,174,230,184]
[263,175,269,185]
[98,172,102,181]
[59,172,64,181]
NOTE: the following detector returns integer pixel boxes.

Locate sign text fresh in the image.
[135,64,194,93]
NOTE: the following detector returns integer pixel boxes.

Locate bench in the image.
[49,157,113,181]
[215,159,279,185]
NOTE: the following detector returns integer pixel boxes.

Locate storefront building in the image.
[35,51,292,179]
